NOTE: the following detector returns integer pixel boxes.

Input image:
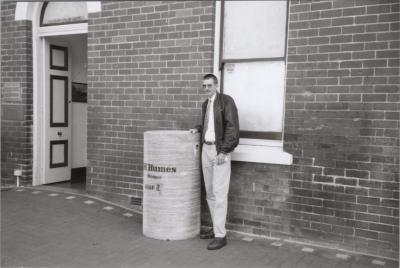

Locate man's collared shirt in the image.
[204,94,216,142]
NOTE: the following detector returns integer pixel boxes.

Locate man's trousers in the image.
[201,144,231,238]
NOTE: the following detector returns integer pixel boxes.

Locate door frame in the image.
[28,3,95,186]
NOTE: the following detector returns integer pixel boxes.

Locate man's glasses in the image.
[202,84,214,89]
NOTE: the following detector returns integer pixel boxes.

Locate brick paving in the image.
[1,187,398,268]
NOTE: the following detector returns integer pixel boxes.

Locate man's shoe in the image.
[199,229,214,239]
[207,237,227,250]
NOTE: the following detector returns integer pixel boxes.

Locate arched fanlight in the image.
[40,1,88,27]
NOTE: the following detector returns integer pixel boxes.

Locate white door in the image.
[43,38,72,184]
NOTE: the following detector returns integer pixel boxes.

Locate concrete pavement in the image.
[1,187,398,268]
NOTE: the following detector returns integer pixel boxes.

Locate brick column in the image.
[1,1,33,186]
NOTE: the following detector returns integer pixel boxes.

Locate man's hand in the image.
[216,153,228,165]
[189,129,199,134]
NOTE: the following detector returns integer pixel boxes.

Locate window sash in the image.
[222,1,288,59]
[223,61,286,134]
[219,0,289,140]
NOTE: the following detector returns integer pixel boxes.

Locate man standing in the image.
[192,73,240,250]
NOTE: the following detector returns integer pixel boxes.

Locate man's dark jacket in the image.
[196,92,240,154]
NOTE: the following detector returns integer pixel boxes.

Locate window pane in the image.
[223,61,285,133]
[223,1,287,59]
[42,2,88,26]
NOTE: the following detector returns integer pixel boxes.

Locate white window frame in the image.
[213,1,292,165]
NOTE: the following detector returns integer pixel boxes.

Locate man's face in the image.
[202,78,218,99]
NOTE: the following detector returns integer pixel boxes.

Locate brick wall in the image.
[86,1,214,206]
[86,0,398,259]
[1,0,397,260]
[283,0,399,258]
[1,1,33,186]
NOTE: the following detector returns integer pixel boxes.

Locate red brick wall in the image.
[1,1,33,186]
[86,1,214,206]
[283,0,399,258]
[86,0,398,259]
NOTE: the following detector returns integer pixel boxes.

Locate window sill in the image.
[231,142,293,165]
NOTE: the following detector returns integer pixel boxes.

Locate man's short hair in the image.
[203,73,218,85]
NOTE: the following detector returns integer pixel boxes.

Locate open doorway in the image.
[15,2,100,189]
[44,34,88,191]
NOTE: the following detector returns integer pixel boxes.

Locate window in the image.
[215,0,292,164]
[40,1,88,27]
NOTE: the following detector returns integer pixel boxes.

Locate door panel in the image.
[50,75,68,127]
[44,39,72,184]
[50,140,68,168]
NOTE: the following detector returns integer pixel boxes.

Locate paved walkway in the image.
[1,187,398,268]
